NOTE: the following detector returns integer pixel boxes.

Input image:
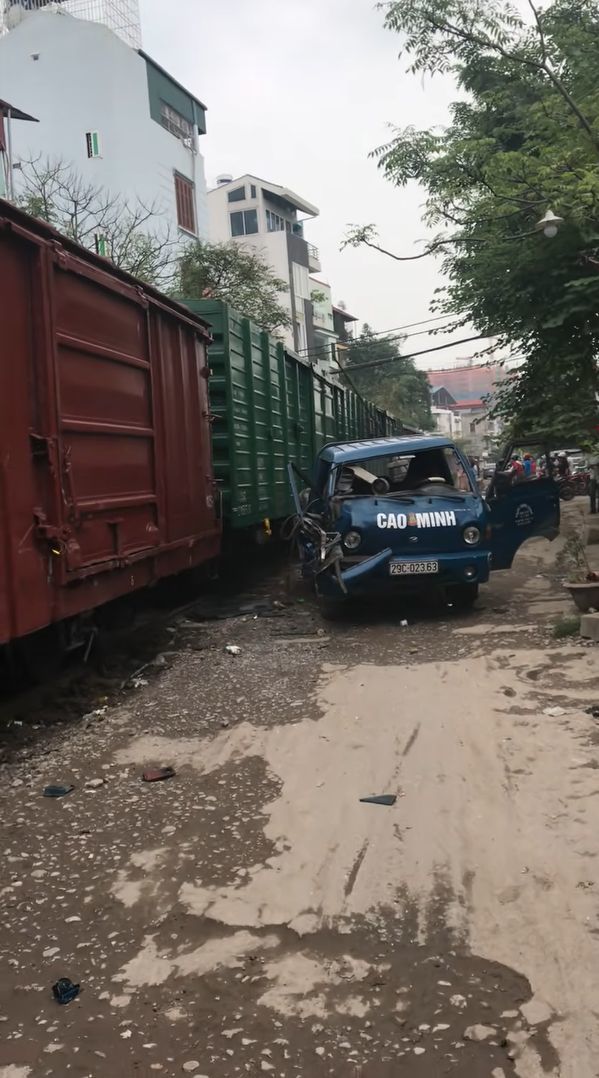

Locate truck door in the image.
[487,442,560,569]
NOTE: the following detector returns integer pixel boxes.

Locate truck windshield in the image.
[333,447,473,498]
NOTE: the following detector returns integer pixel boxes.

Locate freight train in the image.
[0,200,407,667]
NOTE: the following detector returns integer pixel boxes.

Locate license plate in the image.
[389,560,439,576]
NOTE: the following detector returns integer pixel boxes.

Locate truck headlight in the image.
[463,525,481,546]
[343,530,362,551]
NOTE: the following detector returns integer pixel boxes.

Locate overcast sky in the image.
[140,0,483,368]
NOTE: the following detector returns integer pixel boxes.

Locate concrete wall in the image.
[0,10,208,242]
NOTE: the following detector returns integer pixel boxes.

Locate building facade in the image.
[207,173,322,354]
[431,406,463,440]
[309,279,338,376]
[0,8,208,248]
[1,0,142,48]
[427,363,504,456]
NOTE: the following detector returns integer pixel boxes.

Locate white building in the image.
[0,7,208,246]
[432,406,463,440]
[309,278,338,376]
[207,173,321,354]
[1,0,142,48]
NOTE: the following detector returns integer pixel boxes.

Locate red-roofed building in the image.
[427,363,505,455]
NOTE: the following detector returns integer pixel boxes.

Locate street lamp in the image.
[537,208,564,238]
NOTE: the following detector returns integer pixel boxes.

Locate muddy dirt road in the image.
[2,519,599,1078]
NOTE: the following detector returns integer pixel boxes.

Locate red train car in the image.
[0,199,220,652]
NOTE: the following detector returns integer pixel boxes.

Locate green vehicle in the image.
[185,300,408,535]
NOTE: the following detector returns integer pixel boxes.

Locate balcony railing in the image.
[307,243,321,271]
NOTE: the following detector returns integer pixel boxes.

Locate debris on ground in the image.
[359,794,397,806]
[187,597,286,621]
[52,978,80,1005]
[0,516,588,1074]
[275,635,330,646]
[464,1023,497,1041]
[543,706,566,717]
[225,644,241,656]
[42,784,74,798]
[142,766,176,783]
[84,777,106,790]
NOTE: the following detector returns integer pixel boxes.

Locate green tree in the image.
[177,242,292,335]
[346,0,599,443]
[342,325,434,430]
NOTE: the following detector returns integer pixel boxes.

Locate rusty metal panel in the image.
[150,309,214,544]
[0,199,220,646]
[0,228,52,641]
[51,261,159,574]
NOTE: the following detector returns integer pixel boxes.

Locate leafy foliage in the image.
[18,157,177,287]
[177,241,292,335]
[357,0,599,442]
[341,325,434,430]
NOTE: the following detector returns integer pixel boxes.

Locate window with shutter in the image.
[174,172,196,234]
[85,131,101,158]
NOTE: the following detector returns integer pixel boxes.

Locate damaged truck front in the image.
[289,435,559,614]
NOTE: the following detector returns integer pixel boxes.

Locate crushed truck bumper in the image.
[316,549,492,597]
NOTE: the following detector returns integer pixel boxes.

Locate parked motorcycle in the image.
[557,475,589,500]
[571,470,590,496]
[558,479,575,501]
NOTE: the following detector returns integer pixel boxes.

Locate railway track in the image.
[0,546,293,764]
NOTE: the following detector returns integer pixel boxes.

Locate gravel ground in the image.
[1,508,599,1078]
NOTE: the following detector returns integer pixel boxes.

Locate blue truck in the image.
[289,434,560,612]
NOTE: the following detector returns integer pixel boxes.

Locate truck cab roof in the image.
[319,435,453,466]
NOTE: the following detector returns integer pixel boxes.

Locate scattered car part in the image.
[142,767,176,783]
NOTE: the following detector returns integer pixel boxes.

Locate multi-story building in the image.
[309,278,338,376]
[0,5,208,245]
[431,405,463,440]
[332,303,359,342]
[427,363,504,456]
[207,173,321,354]
[1,0,142,47]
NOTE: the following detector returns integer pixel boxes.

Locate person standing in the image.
[509,454,525,482]
[523,453,537,478]
[557,452,570,478]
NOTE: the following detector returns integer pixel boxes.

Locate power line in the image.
[299,321,464,364]
[296,312,465,358]
[368,313,463,335]
[340,334,491,374]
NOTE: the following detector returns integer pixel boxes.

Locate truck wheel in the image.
[448,583,479,609]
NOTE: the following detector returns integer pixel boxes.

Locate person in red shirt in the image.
[509,454,525,481]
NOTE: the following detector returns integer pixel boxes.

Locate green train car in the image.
[185,299,408,531]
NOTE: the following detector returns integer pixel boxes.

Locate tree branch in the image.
[526,0,547,64]
[420,8,599,154]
